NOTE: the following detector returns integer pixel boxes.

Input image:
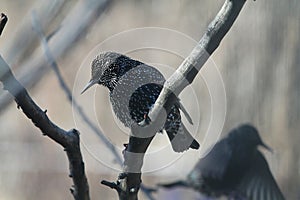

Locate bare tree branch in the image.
[30,10,122,164]
[0,0,112,113]
[101,0,249,199]
[31,11,156,200]
[0,54,90,200]
[0,15,90,200]
[1,0,249,199]
[101,135,155,200]
[2,0,66,64]
[149,0,247,122]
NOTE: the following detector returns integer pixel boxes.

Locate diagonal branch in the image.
[30,10,123,165]
[148,0,247,122]
[0,0,112,113]
[101,0,250,199]
[31,11,155,200]
[0,54,90,200]
[0,15,90,200]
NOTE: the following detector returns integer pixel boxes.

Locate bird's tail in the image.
[166,122,200,152]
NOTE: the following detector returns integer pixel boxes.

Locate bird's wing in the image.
[238,151,285,200]
[196,140,232,180]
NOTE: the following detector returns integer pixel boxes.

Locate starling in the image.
[81,52,199,152]
[160,124,285,200]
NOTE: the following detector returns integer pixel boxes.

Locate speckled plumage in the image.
[83,52,199,152]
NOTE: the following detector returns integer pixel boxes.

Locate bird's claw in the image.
[137,114,151,126]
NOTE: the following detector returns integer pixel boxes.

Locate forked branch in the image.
[0,14,90,200]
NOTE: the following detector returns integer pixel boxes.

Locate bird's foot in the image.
[137,114,151,126]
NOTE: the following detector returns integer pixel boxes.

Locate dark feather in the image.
[159,124,285,199]
[238,151,285,200]
[84,52,200,152]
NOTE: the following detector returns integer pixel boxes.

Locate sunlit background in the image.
[0,0,299,199]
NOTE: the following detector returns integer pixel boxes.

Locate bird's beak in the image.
[261,142,273,153]
[81,80,97,94]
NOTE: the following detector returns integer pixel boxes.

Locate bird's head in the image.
[81,52,135,93]
[231,124,273,152]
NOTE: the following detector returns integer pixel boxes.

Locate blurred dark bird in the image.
[81,52,199,152]
[159,124,285,200]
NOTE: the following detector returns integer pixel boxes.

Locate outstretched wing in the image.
[238,151,285,200]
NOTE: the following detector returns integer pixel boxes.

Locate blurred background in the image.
[0,0,299,199]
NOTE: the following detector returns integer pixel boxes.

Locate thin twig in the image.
[31,11,156,200]
[0,0,111,113]
[31,8,123,167]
